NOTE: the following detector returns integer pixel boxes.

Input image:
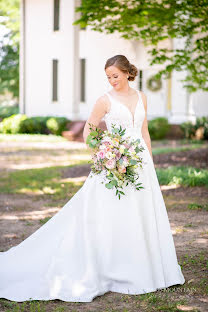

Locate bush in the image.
[0,105,19,119]
[180,116,208,140]
[148,117,170,140]
[0,114,27,134]
[46,117,68,135]
[20,117,51,134]
[180,121,196,139]
[0,114,70,135]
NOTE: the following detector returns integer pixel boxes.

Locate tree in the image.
[0,0,20,98]
[73,0,208,92]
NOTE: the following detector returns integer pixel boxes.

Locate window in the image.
[52,59,58,101]
[53,0,60,31]
[80,58,86,102]
[138,70,143,91]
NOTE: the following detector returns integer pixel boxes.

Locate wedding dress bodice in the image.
[103,89,145,139]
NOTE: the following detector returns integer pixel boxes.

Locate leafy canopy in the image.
[73,0,208,92]
[0,0,20,97]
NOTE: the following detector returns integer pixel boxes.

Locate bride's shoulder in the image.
[139,90,147,110]
[96,93,109,104]
[94,94,110,113]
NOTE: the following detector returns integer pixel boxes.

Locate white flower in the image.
[119,144,126,154]
[105,151,113,159]
[100,144,106,150]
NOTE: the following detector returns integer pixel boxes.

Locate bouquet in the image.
[86,123,145,199]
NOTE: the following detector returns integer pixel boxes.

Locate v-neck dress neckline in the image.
[107,89,140,127]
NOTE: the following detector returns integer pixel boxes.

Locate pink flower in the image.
[122,156,128,162]
[105,159,116,169]
[97,150,106,159]
[129,146,135,153]
[123,143,130,148]
[115,150,121,160]
[103,141,110,146]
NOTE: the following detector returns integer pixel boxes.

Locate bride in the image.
[0,54,185,303]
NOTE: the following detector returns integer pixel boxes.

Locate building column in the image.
[19,0,26,114]
[72,0,81,120]
[169,38,189,124]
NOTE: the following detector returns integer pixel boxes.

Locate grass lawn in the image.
[0,135,207,312]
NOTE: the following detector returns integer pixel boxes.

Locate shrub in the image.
[0,105,19,119]
[46,117,68,135]
[0,114,69,135]
[180,121,196,139]
[148,117,170,140]
[0,114,27,134]
[20,117,51,134]
[180,116,208,140]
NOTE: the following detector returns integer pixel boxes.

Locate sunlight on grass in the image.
[0,165,85,201]
[152,144,206,155]
[156,167,208,187]
[0,133,68,142]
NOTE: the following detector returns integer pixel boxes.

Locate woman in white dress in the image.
[0,55,185,303]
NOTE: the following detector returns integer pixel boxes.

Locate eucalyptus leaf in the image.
[105,182,114,189]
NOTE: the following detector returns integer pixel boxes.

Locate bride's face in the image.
[105,65,128,90]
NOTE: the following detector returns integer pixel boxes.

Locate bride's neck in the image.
[112,86,134,96]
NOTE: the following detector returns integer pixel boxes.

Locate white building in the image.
[20,0,208,124]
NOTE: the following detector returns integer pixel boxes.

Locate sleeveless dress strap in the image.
[137,90,145,111]
[105,92,113,115]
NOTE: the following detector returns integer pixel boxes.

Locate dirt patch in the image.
[154,147,208,169]
[162,185,208,198]
[61,164,91,179]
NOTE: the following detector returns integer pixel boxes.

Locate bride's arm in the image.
[140,92,153,160]
[83,95,108,145]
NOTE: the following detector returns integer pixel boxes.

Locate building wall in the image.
[79,27,168,121]
[21,0,208,123]
[22,0,79,118]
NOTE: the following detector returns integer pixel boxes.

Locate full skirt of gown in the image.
[0,133,185,302]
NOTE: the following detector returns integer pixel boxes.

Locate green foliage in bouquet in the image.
[86,123,145,199]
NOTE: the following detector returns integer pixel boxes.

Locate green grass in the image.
[188,203,208,211]
[0,166,207,203]
[134,292,198,312]
[0,164,87,201]
[39,217,52,224]
[0,134,68,142]
[152,144,205,155]
[179,139,206,145]
[156,166,208,187]
[179,251,208,296]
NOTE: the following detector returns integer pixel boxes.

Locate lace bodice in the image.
[103,89,145,140]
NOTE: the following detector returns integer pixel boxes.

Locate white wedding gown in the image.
[0,89,185,302]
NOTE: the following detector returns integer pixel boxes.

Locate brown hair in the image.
[104,55,138,81]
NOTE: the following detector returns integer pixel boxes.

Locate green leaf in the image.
[111,179,118,186]
[86,134,93,144]
[105,182,114,189]
[90,138,98,146]
[130,159,137,165]
[90,130,98,137]
[119,158,123,164]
